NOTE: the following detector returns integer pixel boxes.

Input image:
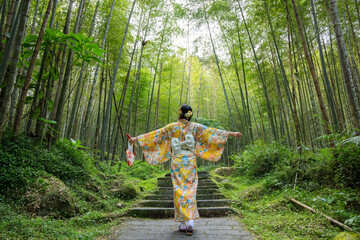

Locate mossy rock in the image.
[333,232,360,240]
[108,179,123,189]
[213,167,237,177]
[85,177,102,192]
[111,182,139,200]
[26,176,78,218]
[239,185,266,201]
[222,182,235,190]
[212,174,225,182]
[85,191,98,203]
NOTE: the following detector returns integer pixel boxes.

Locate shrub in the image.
[0,130,94,196]
[0,130,43,195]
[120,160,166,180]
[332,142,360,188]
[233,140,291,178]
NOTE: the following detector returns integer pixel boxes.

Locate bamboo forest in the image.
[1,0,360,239]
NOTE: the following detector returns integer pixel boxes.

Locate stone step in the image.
[154,188,220,196]
[129,207,235,218]
[165,171,209,176]
[157,183,217,188]
[139,199,231,208]
[157,178,214,183]
[157,186,219,191]
[144,193,226,200]
[157,178,215,183]
[157,181,217,187]
[157,176,210,181]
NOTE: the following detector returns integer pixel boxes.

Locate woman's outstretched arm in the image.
[228,132,243,138]
[128,135,138,144]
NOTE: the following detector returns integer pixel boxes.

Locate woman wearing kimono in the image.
[128,105,242,236]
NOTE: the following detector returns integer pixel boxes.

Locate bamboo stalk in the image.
[290,198,358,233]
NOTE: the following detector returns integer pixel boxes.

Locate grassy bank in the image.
[0,130,167,239]
[212,137,360,239]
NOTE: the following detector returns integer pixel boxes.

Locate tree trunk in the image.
[155,63,162,129]
[168,61,173,123]
[324,0,360,129]
[235,20,253,141]
[291,0,332,134]
[0,0,7,49]
[93,67,105,152]
[0,0,20,85]
[311,0,339,131]
[236,0,276,139]
[81,0,115,143]
[322,37,344,130]
[179,55,186,106]
[13,0,52,134]
[284,0,300,147]
[26,0,58,134]
[146,13,168,132]
[0,0,15,52]
[100,0,136,161]
[111,17,143,161]
[0,0,30,140]
[52,0,85,143]
[30,0,40,34]
[66,0,99,139]
[344,0,360,64]
[185,56,192,104]
[50,0,73,122]
[205,12,235,131]
[196,66,202,120]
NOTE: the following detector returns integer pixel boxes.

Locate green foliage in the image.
[0,201,122,239]
[0,130,165,239]
[232,140,291,178]
[332,143,360,188]
[20,28,105,68]
[119,160,166,180]
[232,136,360,190]
[197,117,225,130]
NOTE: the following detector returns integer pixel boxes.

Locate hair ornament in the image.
[184,110,193,119]
[178,107,182,117]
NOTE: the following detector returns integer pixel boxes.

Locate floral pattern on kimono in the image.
[137,121,229,221]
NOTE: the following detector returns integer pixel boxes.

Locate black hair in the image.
[178,105,193,121]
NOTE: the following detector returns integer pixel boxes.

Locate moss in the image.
[25,176,78,218]
[213,167,237,177]
[85,192,98,203]
[110,182,139,200]
[334,232,360,240]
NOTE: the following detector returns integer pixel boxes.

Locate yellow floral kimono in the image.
[137,121,229,221]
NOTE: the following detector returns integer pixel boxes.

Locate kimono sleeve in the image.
[137,123,175,165]
[191,123,230,162]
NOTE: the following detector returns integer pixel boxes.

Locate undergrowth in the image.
[0,129,167,239]
[214,135,360,239]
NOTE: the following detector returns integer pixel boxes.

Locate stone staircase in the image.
[129,171,234,218]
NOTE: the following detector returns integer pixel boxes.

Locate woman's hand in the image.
[127,134,138,144]
[229,132,243,138]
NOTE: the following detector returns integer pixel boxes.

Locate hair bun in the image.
[178,105,193,121]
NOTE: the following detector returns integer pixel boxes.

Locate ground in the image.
[105,216,255,240]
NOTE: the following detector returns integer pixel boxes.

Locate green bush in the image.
[231,140,343,190]
[332,143,360,188]
[233,140,291,178]
[120,160,166,180]
[0,130,94,196]
[0,131,43,194]
[270,148,334,190]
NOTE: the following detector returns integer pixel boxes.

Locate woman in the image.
[128,105,242,236]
